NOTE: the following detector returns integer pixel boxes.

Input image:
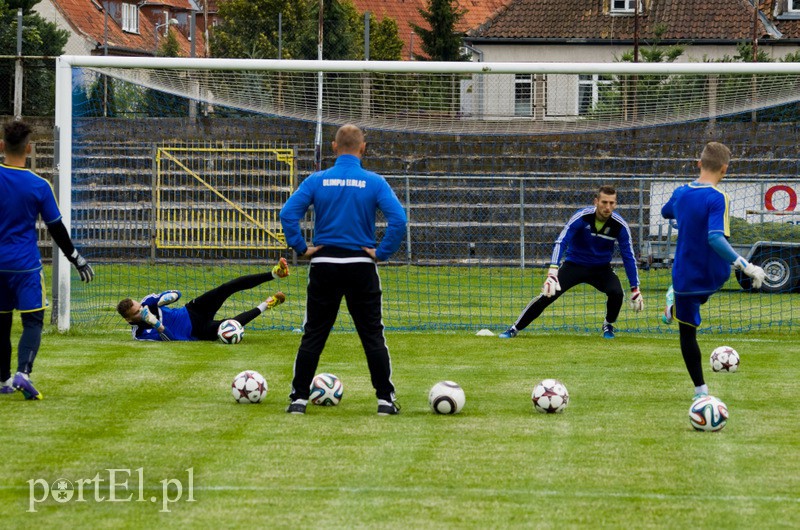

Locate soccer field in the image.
[3,328,799,527]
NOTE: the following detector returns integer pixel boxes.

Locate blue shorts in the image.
[674,293,711,328]
[0,270,47,312]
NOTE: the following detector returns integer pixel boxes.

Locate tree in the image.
[365,15,403,61]
[0,0,68,115]
[211,0,312,59]
[410,0,468,61]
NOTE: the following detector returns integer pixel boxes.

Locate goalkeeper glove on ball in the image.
[67,250,94,282]
[734,257,766,290]
[629,287,644,312]
[272,257,289,278]
[541,265,561,298]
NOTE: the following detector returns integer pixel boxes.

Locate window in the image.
[790,0,799,12]
[121,3,139,33]
[611,0,637,12]
[514,74,534,116]
[578,74,613,115]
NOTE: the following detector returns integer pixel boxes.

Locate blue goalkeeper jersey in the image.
[0,164,63,272]
[131,293,194,341]
[550,207,640,288]
[280,154,407,261]
[662,182,732,295]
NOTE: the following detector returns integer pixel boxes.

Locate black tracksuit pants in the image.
[512,261,624,331]
[289,258,395,402]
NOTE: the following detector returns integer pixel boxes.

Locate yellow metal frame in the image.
[155,146,294,250]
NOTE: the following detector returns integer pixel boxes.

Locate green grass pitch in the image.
[2,327,799,527]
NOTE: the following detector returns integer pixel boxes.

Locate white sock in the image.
[292,399,308,405]
[378,399,393,407]
[695,384,708,395]
[15,371,29,381]
[257,302,268,313]
[1,377,11,387]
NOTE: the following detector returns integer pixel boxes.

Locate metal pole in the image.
[278,12,282,59]
[364,11,370,61]
[190,9,196,57]
[314,0,323,172]
[519,179,525,268]
[14,8,23,120]
[405,176,411,263]
[362,11,370,118]
[103,2,109,55]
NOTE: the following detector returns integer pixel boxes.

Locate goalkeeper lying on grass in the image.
[116,259,289,341]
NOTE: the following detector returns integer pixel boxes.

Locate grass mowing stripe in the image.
[3,330,799,527]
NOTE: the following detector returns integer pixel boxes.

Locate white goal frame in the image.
[53,56,800,329]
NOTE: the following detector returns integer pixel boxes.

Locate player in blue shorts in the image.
[499,185,644,340]
[661,142,765,399]
[0,121,95,400]
[116,258,289,341]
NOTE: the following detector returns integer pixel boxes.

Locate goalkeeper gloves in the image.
[157,290,181,306]
[629,287,644,312]
[541,265,561,298]
[733,257,766,290]
[139,306,162,331]
[272,257,290,278]
[67,250,94,282]
[265,292,286,310]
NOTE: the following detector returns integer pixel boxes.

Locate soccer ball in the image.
[532,378,569,413]
[217,319,244,344]
[428,381,466,414]
[310,373,344,406]
[689,395,728,432]
[710,346,739,373]
[231,370,267,404]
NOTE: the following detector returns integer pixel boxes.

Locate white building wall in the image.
[472,42,800,118]
[34,0,96,55]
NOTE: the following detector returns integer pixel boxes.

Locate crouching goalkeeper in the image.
[116,259,289,341]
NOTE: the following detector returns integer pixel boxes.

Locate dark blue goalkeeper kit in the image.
[280,154,407,404]
[130,273,278,341]
[510,206,639,332]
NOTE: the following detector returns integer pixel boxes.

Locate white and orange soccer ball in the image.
[217,319,244,344]
[532,378,569,413]
[310,373,344,406]
[231,370,267,404]
[689,395,728,432]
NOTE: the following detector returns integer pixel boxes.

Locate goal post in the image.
[53,56,800,333]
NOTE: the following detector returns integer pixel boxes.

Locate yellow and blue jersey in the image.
[0,164,63,273]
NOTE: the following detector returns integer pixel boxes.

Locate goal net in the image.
[54,57,800,335]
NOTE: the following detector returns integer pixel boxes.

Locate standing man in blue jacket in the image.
[280,124,407,416]
[499,185,643,340]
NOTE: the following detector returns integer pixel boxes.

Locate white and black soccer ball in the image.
[231,370,267,404]
[310,373,344,406]
[217,319,244,344]
[689,395,728,432]
[428,381,466,414]
[532,378,569,413]
[710,346,740,373]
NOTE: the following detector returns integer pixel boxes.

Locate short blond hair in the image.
[700,142,731,172]
[334,124,365,153]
